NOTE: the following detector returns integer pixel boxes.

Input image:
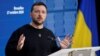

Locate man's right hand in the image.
[17,34,25,51]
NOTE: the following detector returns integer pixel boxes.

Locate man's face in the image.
[30,5,47,25]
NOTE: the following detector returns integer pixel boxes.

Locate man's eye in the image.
[42,11,46,14]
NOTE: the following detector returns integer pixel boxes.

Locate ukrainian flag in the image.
[71,0,99,48]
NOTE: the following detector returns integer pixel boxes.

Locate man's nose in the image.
[39,12,42,16]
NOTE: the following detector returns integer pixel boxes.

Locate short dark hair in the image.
[31,2,47,12]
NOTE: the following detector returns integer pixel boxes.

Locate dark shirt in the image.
[5,24,60,56]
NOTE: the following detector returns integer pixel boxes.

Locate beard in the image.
[32,19,44,25]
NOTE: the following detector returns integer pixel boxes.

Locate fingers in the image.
[60,39,70,49]
[65,34,72,40]
[65,34,70,38]
[18,34,25,43]
[60,34,72,49]
[17,34,25,51]
[65,34,72,43]
[61,38,70,46]
[61,41,68,47]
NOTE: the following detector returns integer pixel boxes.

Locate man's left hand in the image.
[58,34,72,49]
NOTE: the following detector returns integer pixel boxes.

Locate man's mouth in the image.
[37,17,42,20]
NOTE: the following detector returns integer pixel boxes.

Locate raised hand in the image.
[17,34,25,51]
[58,34,72,49]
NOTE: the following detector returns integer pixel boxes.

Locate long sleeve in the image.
[50,31,61,53]
[51,39,60,53]
[5,30,22,56]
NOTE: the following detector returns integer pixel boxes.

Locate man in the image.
[5,2,71,56]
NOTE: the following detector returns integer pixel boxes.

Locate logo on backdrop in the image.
[7,6,24,15]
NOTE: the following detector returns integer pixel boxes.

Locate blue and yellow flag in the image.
[71,0,99,48]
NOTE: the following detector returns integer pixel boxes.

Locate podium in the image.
[48,46,100,56]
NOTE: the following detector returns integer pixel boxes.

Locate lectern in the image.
[48,46,100,56]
